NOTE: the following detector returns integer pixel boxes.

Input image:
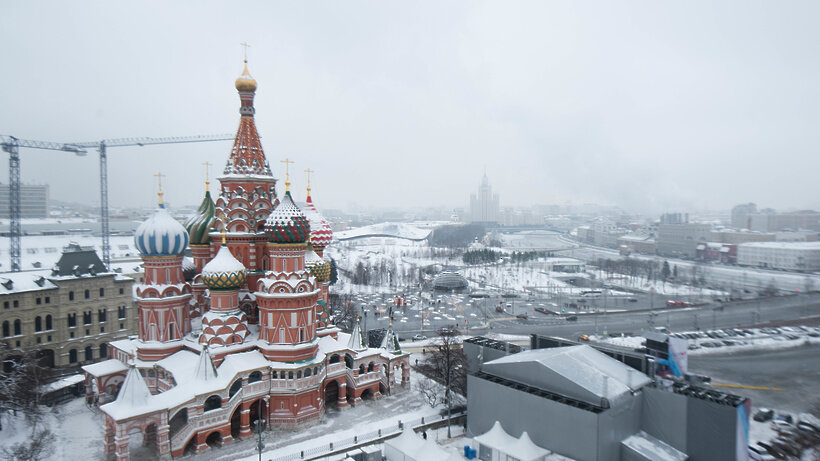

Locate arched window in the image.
[84,346,93,361]
[13,319,21,336]
[69,349,77,363]
[248,371,262,383]
[296,370,302,379]
[344,354,354,369]
[288,371,293,380]
[100,343,108,358]
[305,368,312,377]
[329,354,340,364]
[45,315,52,330]
[271,370,278,379]
[367,362,374,372]
[2,321,9,337]
[359,364,365,374]
[229,379,242,398]
[204,395,222,412]
[34,316,42,332]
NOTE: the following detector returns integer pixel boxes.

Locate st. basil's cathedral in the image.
[81,59,411,461]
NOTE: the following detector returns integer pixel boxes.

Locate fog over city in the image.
[2,1,819,214]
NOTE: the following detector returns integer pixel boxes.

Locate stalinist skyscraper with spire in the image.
[469,172,500,224]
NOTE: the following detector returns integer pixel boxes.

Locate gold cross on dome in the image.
[202,161,212,191]
[154,172,166,206]
[218,214,229,245]
[305,168,314,195]
[280,158,295,192]
[240,42,251,61]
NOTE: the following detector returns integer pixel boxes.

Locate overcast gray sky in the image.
[2,1,819,216]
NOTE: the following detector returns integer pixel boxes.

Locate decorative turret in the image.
[201,245,247,290]
[135,207,189,257]
[302,169,333,254]
[185,190,215,246]
[304,247,331,282]
[264,191,310,244]
[380,317,402,355]
[347,316,367,352]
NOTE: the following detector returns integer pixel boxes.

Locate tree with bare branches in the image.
[417,327,468,438]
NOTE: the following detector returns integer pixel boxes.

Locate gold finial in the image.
[203,161,212,191]
[218,214,228,245]
[280,158,295,192]
[305,168,314,196]
[154,172,166,206]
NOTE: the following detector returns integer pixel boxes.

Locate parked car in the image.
[775,414,794,425]
[412,334,427,341]
[566,315,578,321]
[754,408,775,422]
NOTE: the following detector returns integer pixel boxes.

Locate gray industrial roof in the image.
[482,345,651,407]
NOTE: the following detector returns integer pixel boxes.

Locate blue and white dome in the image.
[135,206,189,256]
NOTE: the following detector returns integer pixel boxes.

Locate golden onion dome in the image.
[235,60,257,92]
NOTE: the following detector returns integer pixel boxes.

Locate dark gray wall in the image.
[468,374,641,461]
[641,387,688,452]
[687,397,738,461]
[463,341,516,374]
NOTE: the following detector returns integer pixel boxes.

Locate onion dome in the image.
[184,190,215,245]
[264,191,310,244]
[201,245,247,290]
[303,194,333,248]
[134,206,189,256]
[305,247,331,282]
[235,60,257,92]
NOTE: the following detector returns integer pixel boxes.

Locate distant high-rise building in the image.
[469,173,500,224]
[730,203,757,229]
[0,182,49,218]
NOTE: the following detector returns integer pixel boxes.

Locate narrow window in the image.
[2,321,9,337]
[45,315,52,330]
[85,346,93,361]
[69,349,77,363]
[99,288,104,297]
[13,319,21,335]
[35,316,42,332]
[69,291,74,301]
[84,289,90,299]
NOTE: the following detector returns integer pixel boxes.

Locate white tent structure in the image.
[384,427,451,461]
[474,421,552,461]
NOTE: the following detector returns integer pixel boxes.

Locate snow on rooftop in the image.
[335,222,431,241]
[484,345,650,405]
[621,431,687,461]
[474,421,551,461]
[82,359,128,378]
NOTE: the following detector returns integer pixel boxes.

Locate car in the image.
[747,445,776,461]
[775,414,794,425]
[566,315,578,321]
[411,334,427,341]
[516,313,528,320]
[627,297,638,302]
[754,408,775,422]
[578,334,590,341]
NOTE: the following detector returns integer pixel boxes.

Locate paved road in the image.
[689,344,820,414]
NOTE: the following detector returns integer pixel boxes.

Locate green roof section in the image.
[185,190,216,245]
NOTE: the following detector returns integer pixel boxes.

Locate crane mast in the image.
[2,133,233,271]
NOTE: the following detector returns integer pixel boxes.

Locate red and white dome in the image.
[303,194,333,248]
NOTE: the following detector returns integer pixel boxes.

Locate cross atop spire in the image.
[154,172,166,207]
[305,168,314,196]
[202,161,212,191]
[240,42,251,62]
[281,158,295,192]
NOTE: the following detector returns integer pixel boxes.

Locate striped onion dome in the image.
[134,206,189,256]
[201,245,247,290]
[184,190,215,245]
[264,191,310,244]
[303,194,333,248]
[305,247,331,282]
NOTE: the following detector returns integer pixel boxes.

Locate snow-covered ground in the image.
[335,222,432,241]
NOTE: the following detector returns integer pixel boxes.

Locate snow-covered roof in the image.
[0,271,58,294]
[482,345,650,406]
[82,359,128,378]
[102,366,152,420]
[335,222,431,241]
[621,431,687,461]
[474,421,551,461]
[202,245,246,275]
[384,427,450,461]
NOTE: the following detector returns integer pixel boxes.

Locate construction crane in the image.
[2,133,234,272]
[1,135,89,272]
